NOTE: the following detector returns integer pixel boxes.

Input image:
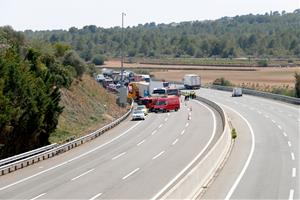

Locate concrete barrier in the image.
[155,96,231,199]
[0,103,133,176]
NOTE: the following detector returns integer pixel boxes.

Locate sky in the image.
[0,0,299,31]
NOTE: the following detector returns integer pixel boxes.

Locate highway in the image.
[196,88,299,200]
[0,98,222,199]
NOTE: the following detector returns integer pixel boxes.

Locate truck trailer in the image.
[183,74,201,89]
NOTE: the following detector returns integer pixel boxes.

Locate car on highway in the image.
[232,87,243,97]
[132,109,145,120]
[136,105,148,115]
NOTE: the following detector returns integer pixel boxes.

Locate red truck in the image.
[139,97,158,112]
[153,95,180,113]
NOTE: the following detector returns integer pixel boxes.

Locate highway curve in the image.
[196,88,299,200]
[0,98,222,199]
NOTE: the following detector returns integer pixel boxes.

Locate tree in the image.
[295,72,300,98]
[92,54,105,65]
[63,51,86,78]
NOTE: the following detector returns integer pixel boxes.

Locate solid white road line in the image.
[89,193,102,200]
[71,168,95,181]
[152,151,165,160]
[289,189,294,200]
[158,124,163,128]
[151,130,158,135]
[122,168,140,180]
[151,100,217,200]
[30,193,46,200]
[224,105,255,200]
[283,132,288,137]
[291,152,295,160]
[292,168,296,178]
[181,130,186,135]
[137,139,146,146]
[172,139,179,146]
[288,141,292,147]
[112,152,126,160]
[0,121,142,191]
[185,123,189,127]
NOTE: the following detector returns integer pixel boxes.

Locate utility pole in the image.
[117,12,128,107]
[120,12,126,85]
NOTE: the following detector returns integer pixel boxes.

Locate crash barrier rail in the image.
[158,95,231,199]
[0,144,58,167]
[209,85,300,105]
[152,78,300,105]
[0,102,133,176]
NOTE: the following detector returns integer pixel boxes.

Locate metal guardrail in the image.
[0,144,58,167]
[153,78,300,105]
[0,103,133,176]
[209,85,300,105]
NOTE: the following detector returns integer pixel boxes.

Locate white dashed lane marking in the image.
[29,193,46,200]
[292,168,296,178]
[137,140,145,146]
[112,152,126,160]
[172,139,179,146]
[152,151,165,160]
[291,152,295,161]
[122,168,140,180]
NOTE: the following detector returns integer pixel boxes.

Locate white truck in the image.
[232,87,243,97]
[183,74,201,89]
[137,82,150,98]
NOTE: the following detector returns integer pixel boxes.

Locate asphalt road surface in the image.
[0,97,222,199]
[196,88,299,200]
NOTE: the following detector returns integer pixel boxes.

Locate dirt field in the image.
[103,60,300,87]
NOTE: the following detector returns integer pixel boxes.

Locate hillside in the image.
[24,10,300,60]
[50,75,128,143]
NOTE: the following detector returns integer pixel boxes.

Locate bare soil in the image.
[103,60,300,87]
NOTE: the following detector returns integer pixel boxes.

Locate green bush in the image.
[231,128,237,139]
[213,77,232,86]
[92,54,105,65]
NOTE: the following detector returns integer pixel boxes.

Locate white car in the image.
[132,110,145,120]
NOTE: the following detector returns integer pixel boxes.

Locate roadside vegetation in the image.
[0,27,124,159]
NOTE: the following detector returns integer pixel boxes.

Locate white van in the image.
[232,87,243,97]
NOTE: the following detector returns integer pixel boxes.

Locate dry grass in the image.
[103,60,300,87]
[49,75,127,143]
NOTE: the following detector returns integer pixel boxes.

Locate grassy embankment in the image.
[49,75,127,144]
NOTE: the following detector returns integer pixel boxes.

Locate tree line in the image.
[24,10,300,62]
[0,26,90,158]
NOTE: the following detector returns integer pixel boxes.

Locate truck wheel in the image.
[175,108,178,112]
